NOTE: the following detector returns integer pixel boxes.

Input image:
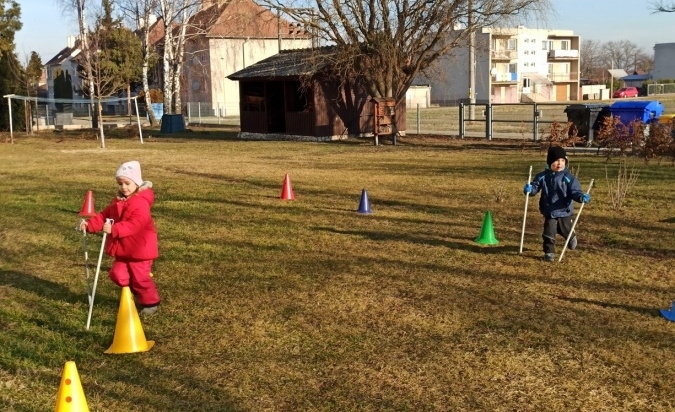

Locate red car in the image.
[613,87,639,98]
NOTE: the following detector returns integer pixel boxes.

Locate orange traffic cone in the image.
[280,173,295,200]
[55,361,90,412]
[78,191,96,217]
[104,286,154,354]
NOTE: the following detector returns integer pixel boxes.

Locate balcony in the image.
[547,72,579,82]
[491,49,517,60]
[492,72,518,83]
[547,49,579,59]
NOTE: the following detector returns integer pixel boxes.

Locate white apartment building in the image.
[418,26,580,104]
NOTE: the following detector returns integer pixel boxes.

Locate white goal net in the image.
[2,94,146,143]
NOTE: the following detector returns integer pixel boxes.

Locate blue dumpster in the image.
[609,100,664,126]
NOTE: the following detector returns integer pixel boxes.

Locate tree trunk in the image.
[127,84,132,117]
[173,16,187,115]
[141,24,156,126]
[98,99,106,148]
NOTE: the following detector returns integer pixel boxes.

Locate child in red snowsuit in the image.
[80,160,160,315]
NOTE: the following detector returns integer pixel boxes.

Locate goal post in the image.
[2,94,145,144]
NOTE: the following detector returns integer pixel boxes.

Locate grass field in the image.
[2,130,675,411]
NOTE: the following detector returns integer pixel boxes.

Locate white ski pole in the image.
[86,218,113,330]
[78,219,92,307]
[558,179,594,263]
[519,165,533,254]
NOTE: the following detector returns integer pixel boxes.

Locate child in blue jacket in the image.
[524,146,590,261]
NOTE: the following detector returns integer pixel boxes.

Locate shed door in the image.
[266,82,286,133]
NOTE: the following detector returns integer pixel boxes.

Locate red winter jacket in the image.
[86,182,159,261]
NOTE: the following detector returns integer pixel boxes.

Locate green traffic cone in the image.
[475,211,499,245]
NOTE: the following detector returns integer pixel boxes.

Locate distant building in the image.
[651,42,675,81]
[415,26,581,104]
[181,0,312,116]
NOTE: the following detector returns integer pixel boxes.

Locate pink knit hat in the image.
[116,161,143,186]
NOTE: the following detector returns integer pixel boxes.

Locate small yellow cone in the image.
[55,361,90,412]
[104,286,154,354]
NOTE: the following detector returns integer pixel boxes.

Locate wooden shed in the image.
[228,47,406,142]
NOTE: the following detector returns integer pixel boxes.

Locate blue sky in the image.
[13,0,675,63]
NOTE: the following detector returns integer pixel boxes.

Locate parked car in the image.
[613,87,639,98]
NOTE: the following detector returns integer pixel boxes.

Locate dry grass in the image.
[2,131,675,411]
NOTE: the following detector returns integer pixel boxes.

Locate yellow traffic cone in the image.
[104,286,154,354]
[55,361,89,412]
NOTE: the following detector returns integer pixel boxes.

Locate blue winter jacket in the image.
[528,167,584,218]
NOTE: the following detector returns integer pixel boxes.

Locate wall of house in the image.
[186,37,311,116]
[652,43,675,81]
[416,34,491,106]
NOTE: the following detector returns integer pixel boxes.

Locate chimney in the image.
[67,35,76,48]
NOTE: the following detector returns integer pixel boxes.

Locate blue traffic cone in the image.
[357,189,371,214]
[660,301,675,322]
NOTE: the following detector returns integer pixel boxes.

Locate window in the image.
[507,38,517,50]
[561,40,570,50]
[524,50,529,55]
[524,38,529,43]
[508,63,517,73]
[542,40,553,50]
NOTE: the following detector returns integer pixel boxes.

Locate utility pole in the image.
[610,60,614,96]
[468,0,475,121]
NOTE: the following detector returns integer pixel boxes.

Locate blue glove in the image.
[523,184,532,194]
[580,193,590,203]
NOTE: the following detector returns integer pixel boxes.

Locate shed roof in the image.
[621,74,650,81]
[228,47,335,80]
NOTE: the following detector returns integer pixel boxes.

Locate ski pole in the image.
[519,165,533,254]
[78,219,92,307]
[558,179,594,263]
[86,218,113,330]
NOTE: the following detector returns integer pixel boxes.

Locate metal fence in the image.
[407,102,571,141]
[647,83,675,96]
[181,101,576,141]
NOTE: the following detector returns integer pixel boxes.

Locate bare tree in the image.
[652,0,675,12]
[580,39,602,79]
[602,40,646,73]
[260,0,550,104]
[156,0,202,115]
[77,28,128,147]
[116,0,161,126]
[55,0,98,126]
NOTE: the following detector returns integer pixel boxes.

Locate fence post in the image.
[533,103,539,142]
[187,103,191,123]
[46,105,49,126]
[198,102,202,124]
[485,103,492,140]
[459,102,465,139]
[416,103,420,135]
[218,103,221,125]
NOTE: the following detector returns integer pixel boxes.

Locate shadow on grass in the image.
[0,269,243,411]
[0,269,88,304]
[555,295,662,318]
[314,226,518,254]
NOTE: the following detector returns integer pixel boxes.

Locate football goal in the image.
[2,94,145,143]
